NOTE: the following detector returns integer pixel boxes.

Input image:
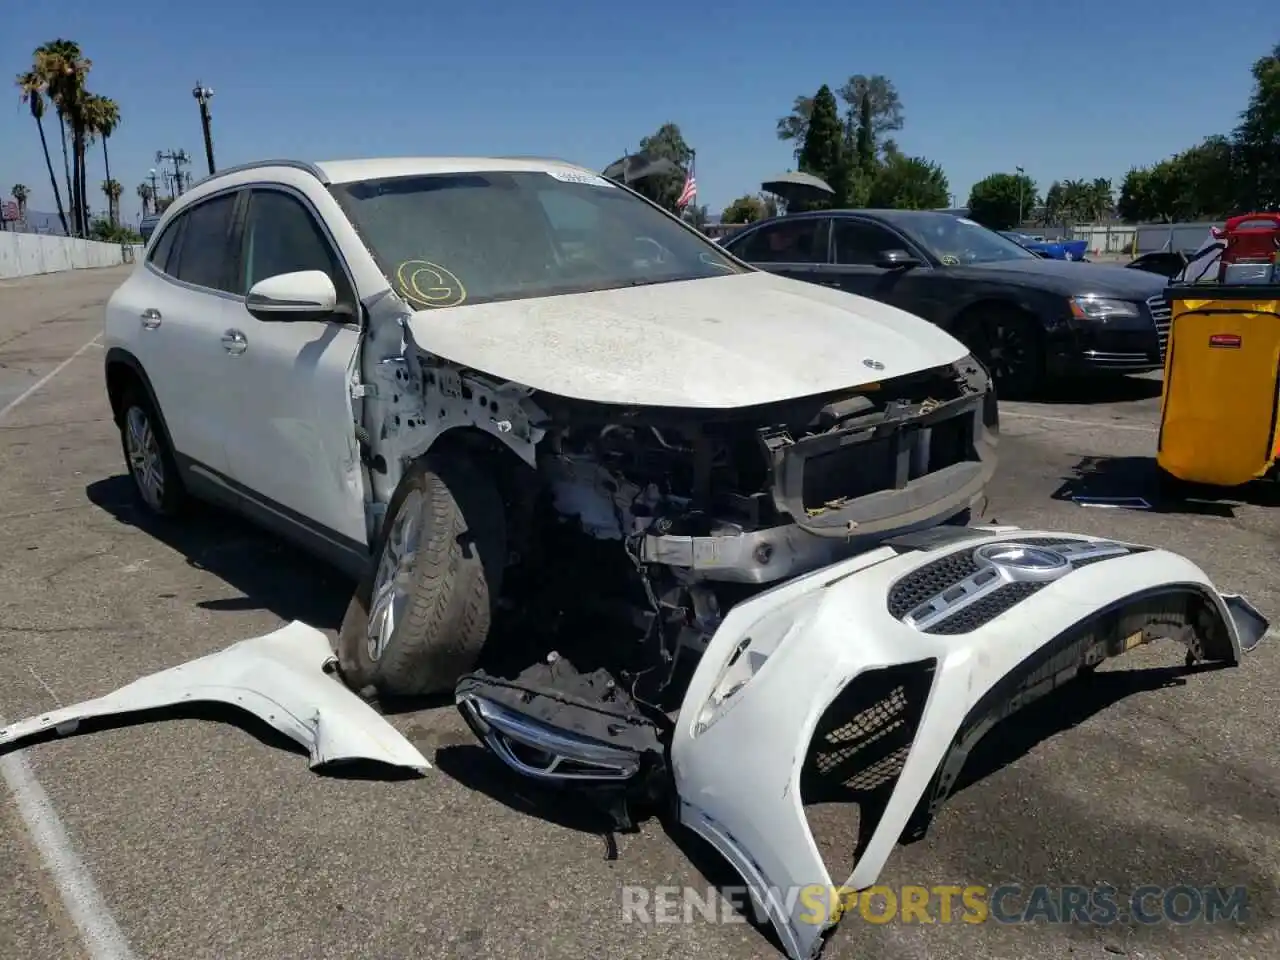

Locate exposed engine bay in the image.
[477,354,999,714]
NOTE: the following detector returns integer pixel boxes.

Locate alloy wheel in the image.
[367,489,425,661]
[125,406,165,511]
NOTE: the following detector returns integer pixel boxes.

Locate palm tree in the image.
[12,184,29,222]
[137,181,153,217]
[14,67,69,235]
[101,179,122,227]
[84,94,120,225]
[36,40,92,237]
[1089,177,1113,221]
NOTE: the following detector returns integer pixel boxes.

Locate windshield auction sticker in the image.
[545,169,616,188]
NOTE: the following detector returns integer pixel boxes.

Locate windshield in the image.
[330,170,743,309]
[903,214,1040,265]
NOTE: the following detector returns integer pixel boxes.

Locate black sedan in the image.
[721,210,1170,393]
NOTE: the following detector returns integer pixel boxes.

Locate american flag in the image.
[676,157,697,209]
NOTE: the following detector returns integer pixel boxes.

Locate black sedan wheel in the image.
[960,307,1044,397]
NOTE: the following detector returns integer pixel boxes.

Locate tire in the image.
[117,384,187,517]
[957,306,1045,399]
[337,453,506,697]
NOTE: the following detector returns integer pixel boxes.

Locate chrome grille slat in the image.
[1147,295,1172,362]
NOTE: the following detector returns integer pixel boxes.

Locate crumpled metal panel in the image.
[0,621,430,774]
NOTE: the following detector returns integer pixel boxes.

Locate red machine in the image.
[1212,213,1280,282]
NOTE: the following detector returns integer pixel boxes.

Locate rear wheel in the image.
[117,385,187,517]
[958,306,1044,398]
[337,453,506,698]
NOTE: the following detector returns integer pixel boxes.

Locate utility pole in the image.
[192,83,216,175]
[156,149,191,198]
[1015,165,1025,226]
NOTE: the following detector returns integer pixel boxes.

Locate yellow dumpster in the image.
[1157,285,1280,488]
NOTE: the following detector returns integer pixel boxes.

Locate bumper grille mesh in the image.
[887,537,1134,635]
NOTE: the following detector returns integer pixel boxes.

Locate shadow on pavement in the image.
[433,743,630,844]
[85,474,354,630]
[1053,455,1280,516]
[1029,374,1163,405]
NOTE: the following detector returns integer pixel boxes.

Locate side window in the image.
[242,189,352,304]
[833,220,904,266]
[171,193,238,292]
[734,220,828,264]
[147,216,182,274]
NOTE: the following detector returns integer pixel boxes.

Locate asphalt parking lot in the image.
[1,266,1277,960]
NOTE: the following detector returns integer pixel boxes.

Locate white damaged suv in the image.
[103,157,1266,960]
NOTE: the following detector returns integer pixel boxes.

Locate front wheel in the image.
[958,307,1045,398]
[337,453,506,698]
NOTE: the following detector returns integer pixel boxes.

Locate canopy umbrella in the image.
[602,152,684,186]
[760,171,834,208]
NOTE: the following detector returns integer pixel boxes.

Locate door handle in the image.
[221,329,248,356]
[140,308,162,329]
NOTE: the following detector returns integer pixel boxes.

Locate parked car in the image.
[138,213,162,243]
[722,210,1170,393]
[102,158,1265,960]
[999,230,1090,261]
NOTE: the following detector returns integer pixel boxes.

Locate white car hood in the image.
[404,271,968,408]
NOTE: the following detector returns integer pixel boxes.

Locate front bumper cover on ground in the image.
[670,525,1267,960]
[0,621,431,774]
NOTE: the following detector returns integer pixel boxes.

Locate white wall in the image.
[0,233,145,280]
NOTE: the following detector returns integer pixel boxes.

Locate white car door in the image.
[219,185,367,569]
[112,191,242,475]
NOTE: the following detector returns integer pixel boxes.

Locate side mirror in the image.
[245,270,337,322]
[876,249,921,270]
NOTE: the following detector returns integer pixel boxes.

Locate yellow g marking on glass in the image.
[940,254,960,266]
[395,260,467,308]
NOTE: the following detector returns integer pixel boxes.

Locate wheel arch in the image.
[104,348,180,459]
[950,296,1043,335]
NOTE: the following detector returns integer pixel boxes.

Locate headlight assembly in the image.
[1069,295,1140,320]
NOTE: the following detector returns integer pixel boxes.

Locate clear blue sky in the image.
[4,0,1274,225]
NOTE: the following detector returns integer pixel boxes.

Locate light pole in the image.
[1015,165,1025,226]
[148,168,160,212]
[192,83,216,176]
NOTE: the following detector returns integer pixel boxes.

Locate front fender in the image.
[671,528,1266,960]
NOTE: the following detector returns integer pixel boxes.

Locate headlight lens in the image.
[1069,295,1140,320]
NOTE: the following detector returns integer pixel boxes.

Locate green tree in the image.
[36,39,94,237]
[634,122,692,212]
[867,155,949,209]
[101,178,122,227]
[15,64,69,235]
[775,95,814,162]
[967,172,1038,229]
[137,181,153,216]
[721,195,768,224]
[1116,168,1151,222]
[836,74,903,160]
[797,85,844,209]
[84,93,120,225]
[1041,181,1065,225]
[1232,42,1280,210]
[1088,178,1114,220]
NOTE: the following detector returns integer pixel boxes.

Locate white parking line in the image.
[0,331,136,960]
[0,334,102,422]
[1000,409,1158,433]
[0,725,137,960]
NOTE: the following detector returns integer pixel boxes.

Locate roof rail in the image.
[495,155,580,165]
[186,158,328,191]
